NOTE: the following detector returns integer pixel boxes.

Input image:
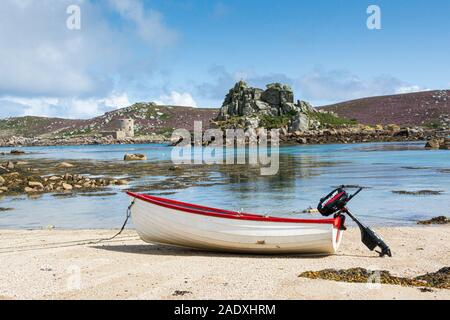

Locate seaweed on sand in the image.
[299,267,450,289]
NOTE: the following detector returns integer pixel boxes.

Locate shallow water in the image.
[0,141,449,229]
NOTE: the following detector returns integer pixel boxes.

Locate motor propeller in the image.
[318,186,392,257]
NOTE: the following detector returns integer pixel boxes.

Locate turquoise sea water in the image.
[0,141,449,229]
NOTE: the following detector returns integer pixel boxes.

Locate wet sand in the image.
[0,226,449,300]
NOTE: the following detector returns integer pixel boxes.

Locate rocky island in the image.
[208,81,439,145]
[212,81,318,132]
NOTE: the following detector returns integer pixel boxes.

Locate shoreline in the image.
[0,137,431,153]
[0,126,440,148]
[1,226,448,300]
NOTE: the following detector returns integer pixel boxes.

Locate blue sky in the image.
[0,0,449,118]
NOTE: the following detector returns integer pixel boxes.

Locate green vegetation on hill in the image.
[423,119,442,129]
[308,111,357,128]
[156,127,175,137]
[214,116,244,129]
[259,111,297,129]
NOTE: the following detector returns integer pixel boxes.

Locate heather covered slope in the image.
[319,90,450,127]
[0,116,83,138]
[64,103,218,137]
[0,104,219,138]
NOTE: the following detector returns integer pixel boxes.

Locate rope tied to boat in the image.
[90,198,136,244]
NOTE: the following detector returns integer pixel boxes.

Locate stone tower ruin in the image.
[115,119,134,138]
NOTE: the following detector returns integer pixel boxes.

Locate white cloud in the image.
[0,0,104,97]
[107,0,178,47]
[0,93,131,119]
[0,0,177,119]
[155,91,197,107]
[395,85,430,94]
[102,93,131,110]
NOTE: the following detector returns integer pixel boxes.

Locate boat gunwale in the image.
[126,192,341,227]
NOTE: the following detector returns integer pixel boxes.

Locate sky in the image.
[0,0,449,119]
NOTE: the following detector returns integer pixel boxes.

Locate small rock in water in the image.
[417,216,449,225]
[425,137,449,150]
[392,190,443,196]
[79,192,117,197]
[10,150,25,155]
[124,153,147,161]
[425,138,443,149]
[57,162,74,168]
[115,179,129,185]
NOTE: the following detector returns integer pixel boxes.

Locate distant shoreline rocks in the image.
[0,135,170,148]
[0,125,438,148]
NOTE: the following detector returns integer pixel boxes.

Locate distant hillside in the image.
[2,90,449,139]
[319,90,450,127]
[0,103,219,138]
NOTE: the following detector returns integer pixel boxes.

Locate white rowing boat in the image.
[127,192,344,254]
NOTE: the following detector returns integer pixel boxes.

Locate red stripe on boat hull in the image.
[127,192,341,227]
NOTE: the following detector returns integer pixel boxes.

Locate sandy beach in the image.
[0,226,448,300]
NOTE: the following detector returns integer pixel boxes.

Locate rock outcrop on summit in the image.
[213,81,317,132]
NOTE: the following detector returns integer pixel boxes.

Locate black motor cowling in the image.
[317,188,350,216]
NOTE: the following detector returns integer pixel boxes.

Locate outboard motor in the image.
[318,187,392,257]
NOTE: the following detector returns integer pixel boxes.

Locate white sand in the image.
[0,226,449,300]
